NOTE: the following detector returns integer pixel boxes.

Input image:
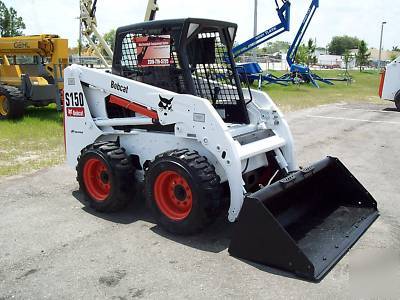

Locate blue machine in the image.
[278,0,330,87]
[280,0,348,88]
[232,0,291,87]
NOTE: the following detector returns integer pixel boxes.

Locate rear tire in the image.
[145,149,222,235]
[0,85,25,120]
[395,91,400,111]
[77,141,135,212]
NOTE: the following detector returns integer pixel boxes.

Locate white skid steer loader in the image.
[379,55,400,111]
[64,18,378,281]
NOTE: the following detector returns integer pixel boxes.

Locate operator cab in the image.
[112,18,250,124]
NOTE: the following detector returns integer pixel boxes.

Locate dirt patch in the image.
[99,269,127,287]
[130,288,145,298]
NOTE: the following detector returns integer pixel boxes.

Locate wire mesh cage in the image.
[115,20,250,123]
[120,33,188,94]
[188,31,243,106]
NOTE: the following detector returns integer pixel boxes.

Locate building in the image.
[369,48,398,61]
[369,48,400,67]
[317,54,356,69]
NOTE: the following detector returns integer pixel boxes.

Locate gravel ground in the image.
[0,102,399,299]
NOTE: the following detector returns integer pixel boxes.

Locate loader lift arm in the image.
[231,0,291,88]
[0,34,67,83]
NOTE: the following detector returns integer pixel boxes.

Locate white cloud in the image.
[4,0,400,50]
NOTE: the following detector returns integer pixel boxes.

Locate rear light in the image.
[379,69,386,98]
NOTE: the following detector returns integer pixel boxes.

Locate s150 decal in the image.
[65,92,85,117]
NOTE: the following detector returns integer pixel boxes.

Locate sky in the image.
[4,0,400,50]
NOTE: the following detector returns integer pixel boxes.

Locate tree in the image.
[392,46,400,52]
[0,1,25,37]
[389,52,399,62]
[355,40,370,72]
[306,38,317,66]
[343,49,354,70]
[103,29,116,51]
[260,40,290,54]
[328,36,360,55]
[295,44,308,65]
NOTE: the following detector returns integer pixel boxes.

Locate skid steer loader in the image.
[64,18,378,281]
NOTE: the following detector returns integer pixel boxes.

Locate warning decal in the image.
[133,35,173,67]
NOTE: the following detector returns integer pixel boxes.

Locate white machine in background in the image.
[380,56,400,111]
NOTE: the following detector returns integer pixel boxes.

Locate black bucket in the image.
[228,157,379,281]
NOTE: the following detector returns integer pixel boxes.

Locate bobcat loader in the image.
[64,18,378,281]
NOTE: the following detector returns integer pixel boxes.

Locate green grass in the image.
[260,70,381,111]
[0,70,381,177]
[0,105,64,177]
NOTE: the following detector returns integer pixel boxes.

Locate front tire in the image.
[0,85,25,120]
[77,142,135,212]
[145,149,222,235]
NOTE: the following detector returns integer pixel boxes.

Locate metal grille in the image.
[120,33,187,93]
[190,32,242,105]
[118,30,245,111]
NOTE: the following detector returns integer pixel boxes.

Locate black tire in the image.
[77,141,135,212]
[395,91,400,111]
[0,85,25,120]
[145,149,222,235]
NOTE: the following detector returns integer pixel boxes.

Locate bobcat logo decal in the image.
[158,95,174,111]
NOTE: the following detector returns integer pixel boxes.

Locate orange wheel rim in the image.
[83,158,111,201]
[154,170,193,221]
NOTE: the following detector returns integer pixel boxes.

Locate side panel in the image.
[64,66,104,166]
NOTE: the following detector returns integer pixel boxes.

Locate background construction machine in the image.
[80,0,113,68]
[0,34,68,119]
[64,17,378,281]
[232,0,291,87]
[270,0,350,88]
[79,0,158,68]
[379,55,400,111]
[144,0,159,21]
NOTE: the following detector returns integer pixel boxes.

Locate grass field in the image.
[262,70,381,111]
[0,106,64,177]
[0,70,381,177]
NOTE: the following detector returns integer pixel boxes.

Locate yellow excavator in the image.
[0,34,68,119]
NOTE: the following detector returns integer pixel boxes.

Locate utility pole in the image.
[378,21,387,69]
[253,0,258,61]
[78,12,82,58]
